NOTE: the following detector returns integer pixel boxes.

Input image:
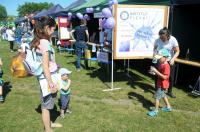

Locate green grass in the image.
[0,40,200,132]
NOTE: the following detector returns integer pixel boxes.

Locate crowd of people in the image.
[0,15,180,131]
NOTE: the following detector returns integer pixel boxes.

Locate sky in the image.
[0,0,78,16]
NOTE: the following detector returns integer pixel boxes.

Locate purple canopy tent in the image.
[33,9,48,19]
[47,4,64,16]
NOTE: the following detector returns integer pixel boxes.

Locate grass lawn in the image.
[0,40,200,132]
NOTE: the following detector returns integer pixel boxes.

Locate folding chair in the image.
[190,76,200,96]
[66,42,75,54]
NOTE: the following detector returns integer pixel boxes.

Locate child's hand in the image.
[150,66,157,72]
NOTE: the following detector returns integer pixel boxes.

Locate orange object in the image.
[10,53,28,78]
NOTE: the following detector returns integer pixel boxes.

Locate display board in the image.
[113,4,169,59]
[58,17,70,40]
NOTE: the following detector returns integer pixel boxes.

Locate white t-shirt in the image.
[20,42,30,52]
[154,36,179,59]
[57,40,61,46]
[6,29,15,41]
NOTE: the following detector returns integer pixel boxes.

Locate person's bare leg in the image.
[0,86,3,101]
[155,99,159,111]
[42,109,52,132]
[163,97,171,108]
[0,86,2,95]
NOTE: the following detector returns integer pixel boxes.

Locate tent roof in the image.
[47,4,64,15]
[71,0,171,13]
[50,0,87,17]
[63,0,87,12]
[172,0,200,5]
[71,0,200,13]
[14,17,27,23]
[33,9,48,18]
[71,0,108,13]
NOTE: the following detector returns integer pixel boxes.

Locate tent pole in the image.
[169,1,174,33]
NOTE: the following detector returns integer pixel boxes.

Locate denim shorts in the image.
[60,94,70,110]
[154,88,167,100]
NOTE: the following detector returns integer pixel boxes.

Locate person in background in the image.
[15,25,23,45]
[70,19,89,71]
[153,27,180,98]
[104,28,112,47]
[6,26,15,52]
[99,28,105,50]
[148,49,172,117]
[58,68,72,118]
[1,26,7,40]
[0,57,4,102]
[31,16,62,132]
[18,38,30,53]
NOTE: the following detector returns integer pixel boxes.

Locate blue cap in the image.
[154,49,170,59]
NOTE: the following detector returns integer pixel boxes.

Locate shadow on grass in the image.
[3,81,12,101]
[128,92,154,110]
[66,59,89,70]
[35,104,60,122]
[127,78,155,94]
[65,53,75,57]
[87,67,145,82]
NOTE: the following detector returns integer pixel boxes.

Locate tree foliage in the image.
[0,4,7,20]
[17,2,53,17]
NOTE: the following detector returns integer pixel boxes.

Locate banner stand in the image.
[124,59,134,79]
[103,33,121,92]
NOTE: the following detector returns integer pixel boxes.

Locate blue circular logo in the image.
[120,11,129,20]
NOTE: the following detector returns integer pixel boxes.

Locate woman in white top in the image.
[6,26,15,52]
[153,27,180,98]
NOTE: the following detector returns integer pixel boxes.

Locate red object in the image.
[58,17,70,28]
[60,40,71,47]
[58,17,71,47]
[157,63,170,89]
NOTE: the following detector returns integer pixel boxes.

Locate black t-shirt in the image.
[75,25,88,41]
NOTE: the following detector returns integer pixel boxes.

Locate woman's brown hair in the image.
[31,16,56,49]
[159,27,170,39]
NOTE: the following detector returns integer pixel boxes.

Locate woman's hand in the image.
[49,83,58,94]
[169,58,175,65]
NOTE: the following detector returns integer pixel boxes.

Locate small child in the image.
[148,49,172,117]
[56,40,61,47]
[0,57,4,102]
[18,38,30,53]
[58,68,72,118]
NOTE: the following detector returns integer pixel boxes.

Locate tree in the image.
[17,2,53,17]
[0,4,7,20]
[7,15,16,22]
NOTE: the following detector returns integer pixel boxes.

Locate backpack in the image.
[23,48,43,76]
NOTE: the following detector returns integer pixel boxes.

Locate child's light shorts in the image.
[155,88,167,100]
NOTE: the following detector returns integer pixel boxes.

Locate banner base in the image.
[103,88,121,92]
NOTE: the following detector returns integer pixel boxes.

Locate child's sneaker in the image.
[66,109,72,114]
[51,122,63,128]
[147,110,158,117]
[60,113,65,118]
[0,96,4,102]
[161,107,172,112]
